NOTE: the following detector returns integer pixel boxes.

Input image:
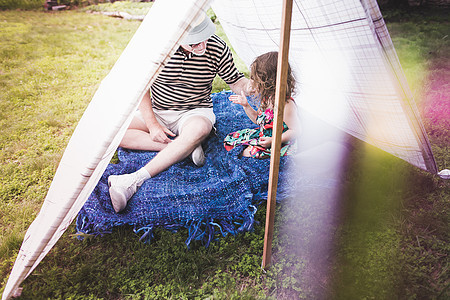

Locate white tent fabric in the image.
[212,0,437,173]
[2,0,437,298]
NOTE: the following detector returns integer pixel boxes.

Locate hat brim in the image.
[182,17,216,45]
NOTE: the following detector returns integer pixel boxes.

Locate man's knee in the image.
[179,116,212,143]
[128,116,149,132]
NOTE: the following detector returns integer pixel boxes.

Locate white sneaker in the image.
[191,144,205,167]
[108,173,139,213]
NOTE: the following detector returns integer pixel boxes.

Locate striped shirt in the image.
[151,34,244,111]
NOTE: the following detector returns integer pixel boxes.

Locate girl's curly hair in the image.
[250,51,296,111]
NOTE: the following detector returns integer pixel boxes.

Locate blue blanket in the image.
[76,91,295,247]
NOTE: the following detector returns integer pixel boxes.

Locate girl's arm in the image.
[229,91,258,124]
[258,100,300,148]
[280,100,300,143]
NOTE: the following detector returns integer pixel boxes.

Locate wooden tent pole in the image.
[262,0,293,269]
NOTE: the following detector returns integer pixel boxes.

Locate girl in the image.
[224,51,298,158]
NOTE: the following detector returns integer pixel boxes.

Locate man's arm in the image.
[229,77,252,96]
[139,90,158,128]
[139,90,175,143]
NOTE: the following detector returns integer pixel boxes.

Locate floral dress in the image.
[224,107,295,158]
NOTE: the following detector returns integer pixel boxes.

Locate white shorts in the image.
[136,107,216,135]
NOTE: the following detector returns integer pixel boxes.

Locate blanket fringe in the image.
[136,204,258,247]
[76,205,258,248]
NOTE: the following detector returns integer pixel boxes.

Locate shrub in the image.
[0,0,43,10]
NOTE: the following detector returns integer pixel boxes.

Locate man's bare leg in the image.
[142,116,212,176]
[108,116,212,212]
[119,117,168,151]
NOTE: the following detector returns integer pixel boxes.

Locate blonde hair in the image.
[250,51,295,111]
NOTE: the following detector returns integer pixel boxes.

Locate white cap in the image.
[182,12,216,45]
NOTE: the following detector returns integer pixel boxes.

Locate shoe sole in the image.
[108,176,128,213]
[191,145,205,167]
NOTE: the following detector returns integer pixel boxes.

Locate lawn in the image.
[0,3,448,299]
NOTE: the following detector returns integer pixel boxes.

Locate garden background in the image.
[0,0,448,299]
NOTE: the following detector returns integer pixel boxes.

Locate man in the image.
[108,12,250,213]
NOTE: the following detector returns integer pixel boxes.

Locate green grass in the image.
[0,5,448,299]
[0,9,141,291]
[81,1,154,15]
[0,0,43,10]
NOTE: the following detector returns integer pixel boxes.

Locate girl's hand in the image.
[229,91,249,107]
[258,136,272,148]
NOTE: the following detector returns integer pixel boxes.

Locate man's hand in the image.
[229,91,249,107]
[229,77,254,97]
[149,123,175,144]
[258,136,272,148]
[246,79,256,96]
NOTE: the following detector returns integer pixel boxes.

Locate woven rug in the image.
[76,91,297,247]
